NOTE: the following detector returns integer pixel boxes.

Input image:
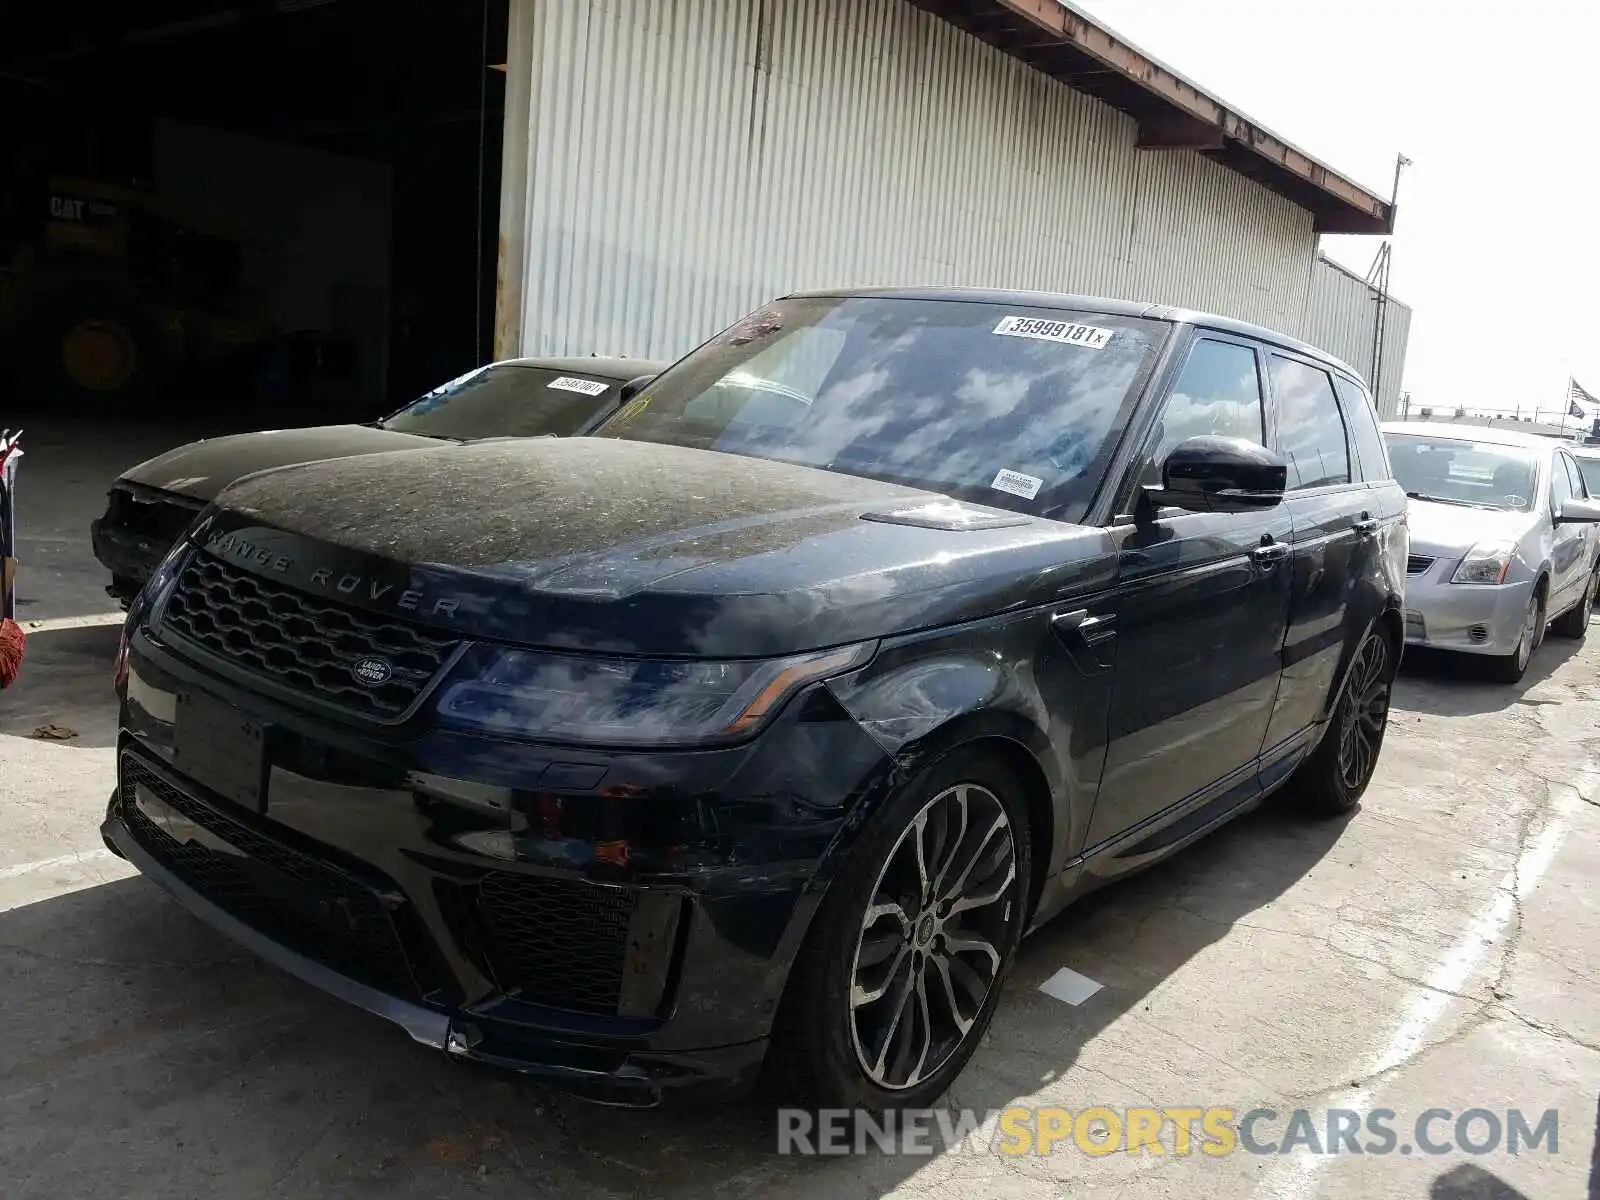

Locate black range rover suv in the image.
[106,289,1407,1109]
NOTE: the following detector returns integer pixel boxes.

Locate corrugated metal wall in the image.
[1301,256,1412,418]
[497,0,1324,364]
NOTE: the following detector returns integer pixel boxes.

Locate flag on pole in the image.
[1570,377,1598,418]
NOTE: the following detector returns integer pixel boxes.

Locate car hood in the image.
[120,424,441,502]
[1406,498,1535,553]
[194,438,1116,657]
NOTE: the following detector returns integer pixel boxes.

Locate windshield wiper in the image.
[1404,491,1499,510]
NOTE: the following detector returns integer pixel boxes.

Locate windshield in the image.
[594,296,1165,520]
[379,365,623,439]
[1384,433,1539,512]
[1576,456,1600,497]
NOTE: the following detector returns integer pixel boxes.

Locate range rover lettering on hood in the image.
[194,439,1118,657]
[204,527,465,618]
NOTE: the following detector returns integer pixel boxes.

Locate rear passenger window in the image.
[1138,338,1264,482]
[1333,375,1390,481]
[1576,456,1600,498]
[1269,356,1350,489]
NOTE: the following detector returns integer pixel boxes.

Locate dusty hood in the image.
[1406,498,1535,553]
[120,424,440,503]
[196,438,1115,656]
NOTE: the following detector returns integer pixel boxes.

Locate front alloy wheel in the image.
[766,749,1031,1110]
[849,783,1016,1090]
[1488,591,1544,683]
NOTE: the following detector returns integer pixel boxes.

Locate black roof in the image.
[787,286,1362,383]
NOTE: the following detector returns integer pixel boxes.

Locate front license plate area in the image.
[173,692,267,813]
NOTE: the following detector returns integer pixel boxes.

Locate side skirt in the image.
[1028,721,1323,932]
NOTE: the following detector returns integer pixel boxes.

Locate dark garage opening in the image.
[0,0,507,424]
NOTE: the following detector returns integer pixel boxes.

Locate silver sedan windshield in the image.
[1384,433,1539,512]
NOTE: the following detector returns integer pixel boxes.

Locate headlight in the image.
[138,539,191,625]
[1450,541,1517,585]
[436,641,876,746]
[119,541,190,689]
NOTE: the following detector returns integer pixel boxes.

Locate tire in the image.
[765,746,1033,1111]
[18,280,167,414]
[1549,567,1598,639]
[1287,627,1396,817]
[1486,589,1544,683]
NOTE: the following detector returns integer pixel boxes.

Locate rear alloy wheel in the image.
[1487,590,1544,682]
[766,748,1030,1110]
[1550,567,1598,639]
[1288,628,1395,816]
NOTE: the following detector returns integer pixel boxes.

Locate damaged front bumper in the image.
[102,780,769,1107]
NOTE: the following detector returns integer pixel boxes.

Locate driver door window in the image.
[1551,453,1575,511]
[1136,337,1265,485]
[1560,453,1588,500]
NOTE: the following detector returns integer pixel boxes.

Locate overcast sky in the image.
[1074,0,1600,419]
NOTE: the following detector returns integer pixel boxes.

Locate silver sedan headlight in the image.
[1450,540,1517,585]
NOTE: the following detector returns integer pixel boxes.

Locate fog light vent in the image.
[1467,624,1489,643]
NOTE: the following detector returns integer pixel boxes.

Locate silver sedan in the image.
[1383,422,1600,682]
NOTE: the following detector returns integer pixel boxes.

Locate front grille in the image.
[1406,554,1435,575]
[161,552,459,719]
[108,486,204,543]
[120,754,418,998]
[473,871,636,1016]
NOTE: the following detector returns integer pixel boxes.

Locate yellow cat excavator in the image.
[0,174,276,410]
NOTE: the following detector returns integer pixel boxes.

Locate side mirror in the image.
[1141,435,1287,516]
[618,374,657,404]
[1554,498,1600,524]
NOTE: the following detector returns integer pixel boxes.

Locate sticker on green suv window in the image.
[992,315,1112,349]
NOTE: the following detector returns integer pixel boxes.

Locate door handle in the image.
[1050,608,1115,672]
[1251,541,1289,566]
[1051,609,1115,642]
[1353,518,1380,537]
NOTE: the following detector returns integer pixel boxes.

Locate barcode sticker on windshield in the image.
[991,468,1044,500]
[992,316,1113,349]
[548,376,610,396]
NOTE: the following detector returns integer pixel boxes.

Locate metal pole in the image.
[1369,153,1412,412]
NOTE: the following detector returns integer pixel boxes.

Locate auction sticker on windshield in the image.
[548,376,610,396]
[991,468,1044,500]
[992,316,1113,349]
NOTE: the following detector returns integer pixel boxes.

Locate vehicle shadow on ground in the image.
[0,796,1352,1199]
[0,623,120,749]
[1394,637,1586,719]
[1430,1162,1532,1198]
